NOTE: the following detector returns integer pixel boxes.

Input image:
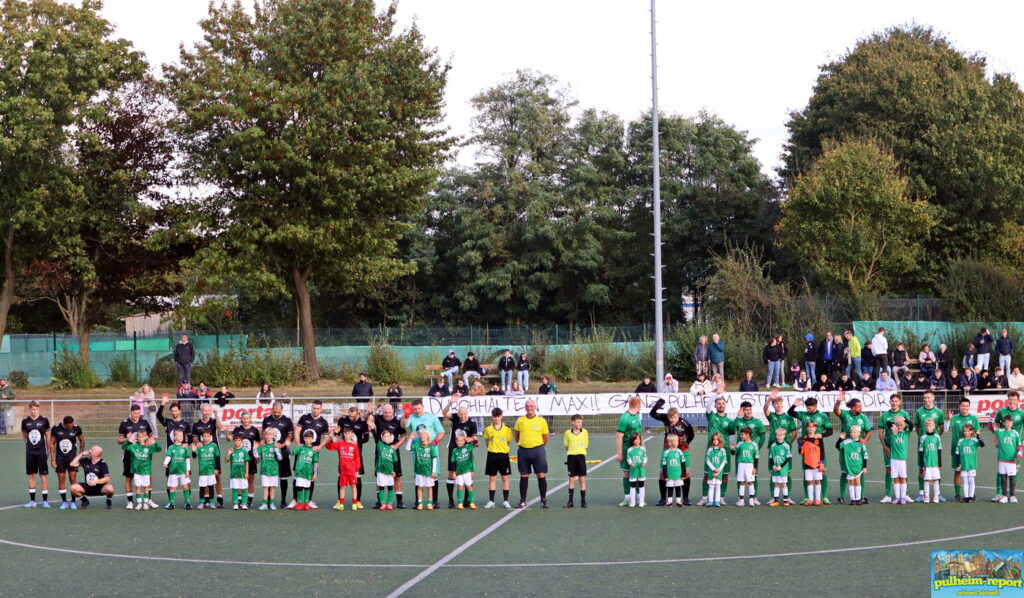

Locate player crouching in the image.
[69,446,115,509]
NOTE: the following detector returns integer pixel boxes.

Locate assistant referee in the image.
[513,399,550,509]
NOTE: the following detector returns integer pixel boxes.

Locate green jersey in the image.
[706,410,732,446]
[292,445,318,480]
[451,444,475,475]
[121,440,161,476]
[955,437,980,471]
[888,427,910,460]
[165,444,190,476]
[414,444,439,477]
[947,413,980,445]
[626,445,647,478]
[918,433,942,467]
[734,440,758,465]
[913,407,945,437]
[839,438,867,476]
[375,441,397,475]
[195,442,220,476]
[994,407,1024,434]
[705,446,728,477]
[617,412,643,456]
[878,409,911,445]
[793,409,832,439]
[768,441,792,476]
[995,428,1023,462]
[229,447,251,479]
[839,411,871,438]
[729,417,766,448]
[766,411,798,443]
[661,448,685,481]
[257,443,280,476]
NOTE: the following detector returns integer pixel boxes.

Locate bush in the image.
[146,355,178,387]
[7,370,30,389]
[51,349,102,389]
[940,259,1024,321]
[318,360,359,383]
[192,343,306,387]
[106,353,138,385]
[366,343,404,384]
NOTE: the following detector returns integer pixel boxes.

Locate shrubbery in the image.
[191,343,306,387]
[7,370,30,388]
[106,353,138,385]
[51,349,102,389]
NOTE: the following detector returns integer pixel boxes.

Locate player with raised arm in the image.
[163,428,193,509]
[294,400,330,509]
[116,404,153,509]
[839,425,868,505]
[50,415,84,510]
[233,410,261,507]
[789,397,833,504]
[833,392,871,504]
[699,396,732,506]
[918,418,943,503]
[913,391,945,502]
[877,394,910,503]
[990,391,1023,501]
[68,446,115,509]
[768,427,793,507]
[954,424,983,502]
[121,428,161,511]
[992,415,1023,504]
[946,398,980,502]
[764,390,798,505]
[650,398,694,506]
[729,401,766,504]
[22,400,50,508]
[325,426,362,511]
[261,400,295,509]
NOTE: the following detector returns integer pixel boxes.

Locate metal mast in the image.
[650,0,666,389]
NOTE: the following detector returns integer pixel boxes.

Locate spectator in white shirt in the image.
[871,327,890,376]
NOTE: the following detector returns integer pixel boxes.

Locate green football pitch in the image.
[0,433,1021,597]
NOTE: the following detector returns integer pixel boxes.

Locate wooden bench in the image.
[424,364,500,385]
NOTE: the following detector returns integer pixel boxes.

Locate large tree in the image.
[0,0,143,341]
[166,0,451,378]
[781,26,1024,290]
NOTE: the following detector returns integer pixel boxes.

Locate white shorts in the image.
[198,475,216,488]
[230,478,248,490]
[454,472,474,486]
[804,469,822,482]
[924,466,941,481]
[167,474,190,488]
[771,475,788,484]
[132,474,151,487]
[889,459,907,479]
[375,472,394,486]
[294,477,312,488]
[736,462,755,482]
[261,475,278,488]
[960,469,976,478]
[666,479,683,487]
[846,473,862,481]
[415,474,434,487]
[999,461,1019,476]
[629,476,645,483]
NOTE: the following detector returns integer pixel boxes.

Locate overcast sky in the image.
[98,0,1024,177]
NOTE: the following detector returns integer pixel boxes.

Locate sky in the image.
[97,0,1024,177]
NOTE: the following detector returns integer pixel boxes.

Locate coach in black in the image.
[22,400,51,508]
[50,415,85,509]
[262,400,295,508]
[116,404,153,508]
[156,395,191,446]
[370,403,407,508]
[69,446,115,508]
[295,400,330,508]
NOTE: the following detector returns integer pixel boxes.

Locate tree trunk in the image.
[0,227,15,341]
[57,289,92,363]
[79,327,91,364]
[291,267,319,381]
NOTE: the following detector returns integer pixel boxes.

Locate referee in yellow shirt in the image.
[564,414,589,508]
[483,407,514,509]
[513,399,550,508]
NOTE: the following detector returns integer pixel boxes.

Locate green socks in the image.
[468,489,474,503]
[623,476,631,496]
[839,475,848,500]
[918,476,924,492]
[885,472,893,496]
[997,474,1002,493]
[702,480,709,498]
[457,489,464,504]
[168,490,176,503]
[184,489,191,502]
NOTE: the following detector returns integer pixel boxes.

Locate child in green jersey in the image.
[660,434,686,507]
[625,433,647,507]
[704,433,728,507]
[918,419,943,504]
[162,429,192,510]
[993,415,1023,504]
[451,430,477,510]
[227,434,252,510]
[946,397,979,502]
[375,429,398,510]
[256,428,281,510]
[885,416,911,505]
[121,428,161,511]
[954,424,983,503]
[733,428,758,507]
[195,430,221,509]
[768,427,793,507]
[839,425,868,505]
[413,428,439,510]
[292,430,319,511]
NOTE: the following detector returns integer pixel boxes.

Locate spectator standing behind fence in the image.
[538,377,556,395]
[975,327,994,372]
[498,350,515,392]
[997,329,1014,375]
[256,383,274,405]
[214,386,235,407]
[802,334,816,381]
[709,334,725,380]
[871,328,890,376]
[963,344,976,371]
[462,352,484,386]
[844,330,862,377]
[959,367,979,391]
[662,373,679,393]
[693,336,710,377]
[875,371,898,391]
[173,334,195,385]
[387,382,403,403]
[352,373,373,402]
[775,335,789,385]
[441,351,461,388]
[818,332,840,381]
[516,353,531,391]
[739,371,758,392]
[635,377,657,393]
[428,378,450,398]
[176,381,199,421]
[0,377,14,435]
[1009,367,1024,390]
[764,337,784,388]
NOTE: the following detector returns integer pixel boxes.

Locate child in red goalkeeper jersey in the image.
[325,428,362,511]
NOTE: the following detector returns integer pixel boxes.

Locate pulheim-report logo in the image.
[932,550,1023,597]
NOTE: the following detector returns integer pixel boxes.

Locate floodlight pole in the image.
[650,0,666,390]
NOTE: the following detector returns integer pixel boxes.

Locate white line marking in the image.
[384,438,646,598]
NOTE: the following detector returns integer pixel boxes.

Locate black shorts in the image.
[566,454,587,478]
[55,459,77,474]
[485,452,511,476]
[277,447,292,478]
[26,453,48,476]
[447,448,458,473]
[392,452,403,477]
[83,484,105,497]
[122,451,133,477]
[517,446,548,475]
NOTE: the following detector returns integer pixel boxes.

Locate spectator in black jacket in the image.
[898,370,916,391]
[928,369,947,391]
[946,367,961,391]
[936,343,953,374]
[891,343,910,379]
[861,341,874,375]
[441,351,461,388]
[959,367,978,391]
[213,386,235,407]
[993,368,1009,390]
[174,334,195,385]
[538,376,556,395]
[352,373,373,402]
[857,370,875,392]
[774,335,789,385]
[912,371,929,390]
[738,370,758,392]
[498,349,516,392]
[834,373,855,391]
[975,327,994,372]
[817,332,841,380]
[428,378,451,398]
[763,338,784,388]
[462,352,484,386]
[386,382,403,403]
[812,373,834,392]
[997,329,1014,376]
[635,377,657,393]
[486,383,504,396]
[977,369,994,391]
[452,379,471,397]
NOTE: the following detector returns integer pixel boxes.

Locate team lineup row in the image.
[13,390,1024,511]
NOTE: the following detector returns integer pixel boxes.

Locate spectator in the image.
[693,336,711,377]
[508,381,525,397]
[763,337,784,388]
[871,327,890,376]
[428,378,451,398]
[862,341,874,375]
[1009,367,1024,390]
[498,349,516,392]
[0,377,13,435]
[352,373,373,402]
[689,373,713,395]
[138,384,157,432]
[891,343,910,379]
[213,385,235,407]
[516,353,531,391]
[662,373,679,393]
[775,335,789,385]
[997,329,1014,375]
[441,351,462,388]
[898,370,916,391]
[928,369,947,391]
[709,373,726,395]
[817,331,840,380]
[812,373,834,392]
[834,372,855,391]
[875,371,898,392]
[962,343,976,371]
[793,371,812,392]
[802,334,817,381]
[469,380,486,396]
[912,371,929,390]
[977,369,994,391]
[857,370,875,392]
[635,377,657,394]
[993,368,1009,390]
[256,382,274,404]
[947,367,962,391]
[452,379,471,397]
[462,352,484,386]
[844,330,862,377]
[709,334,725,380]
[487,383,504,396]
[538,377,556,395]
[789,361,801,386]
[195,381,213,403]
[176,381,199,420]
[738,371,758,392]
[386,382,403,402]
[936,343,953,374]
[173,334,195,385]
[959,367,978,391]
[918,344,937,377]
[974,327,994,372]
